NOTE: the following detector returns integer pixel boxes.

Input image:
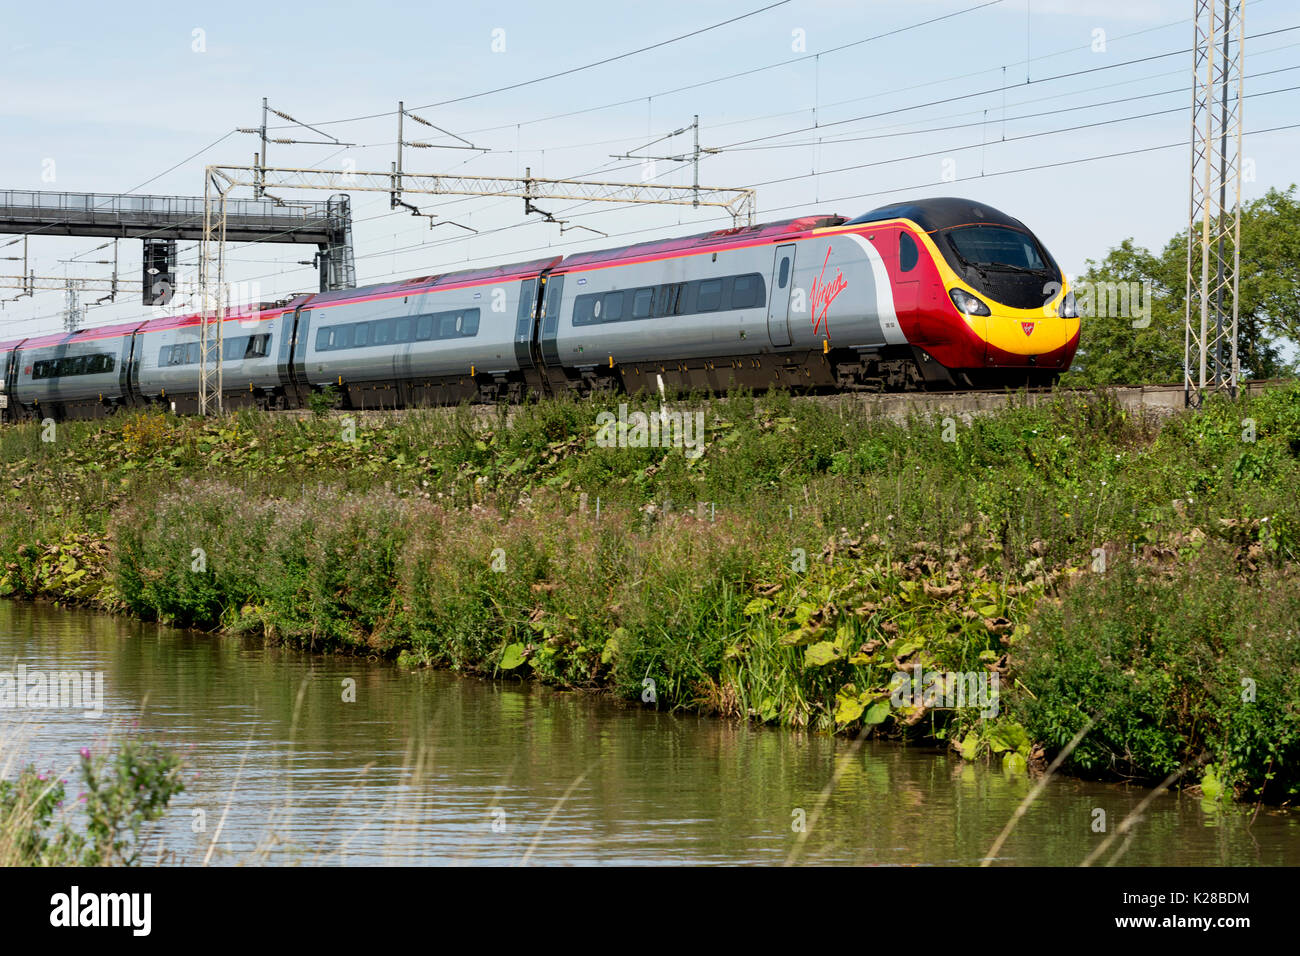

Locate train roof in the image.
[305,256,563,307]
[847,197,1029,233]
[140,301,296,333]
[17,320,148,350]
[553,215,847,271]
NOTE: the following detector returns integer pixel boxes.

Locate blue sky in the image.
[2,0,1297,336]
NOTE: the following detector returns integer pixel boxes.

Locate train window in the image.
[632,288,653,319]
[653,285,672,318]
[778,257,791,289]
[187,343,201,365]
[570,275,761,325]
[246,334,270,359]
[673,282,690,315]
[31,352,115,379]
[697,279,723,312]
[731,274,763,309]
[944,224,1047,272]
[899,231,919,272]
[310,307,482,347]
[602,292,624,322]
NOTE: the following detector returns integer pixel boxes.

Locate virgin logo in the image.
[810,246,847,338]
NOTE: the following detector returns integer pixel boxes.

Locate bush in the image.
[0,741,185,866]
[1014,544,1300,800]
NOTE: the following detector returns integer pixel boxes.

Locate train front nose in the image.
[980,294,1081,370]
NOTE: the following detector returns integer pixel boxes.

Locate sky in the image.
[1,0,1297,337]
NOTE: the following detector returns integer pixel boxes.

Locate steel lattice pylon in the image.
[1184,0,1245,407]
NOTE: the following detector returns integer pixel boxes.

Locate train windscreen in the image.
[939,225,1060,310]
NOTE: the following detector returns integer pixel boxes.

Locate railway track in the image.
[266,378,1292,428]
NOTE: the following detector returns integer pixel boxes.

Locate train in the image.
[0,196,1079,421]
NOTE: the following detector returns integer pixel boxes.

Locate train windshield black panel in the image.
[944,226,1048,273]
[939,225,1059,310]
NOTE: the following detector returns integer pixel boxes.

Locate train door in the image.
[123,330,143,408]
[0,349,15,422]
[513,277,539,372]
[538,274,565,389]
[767,244,796,347]
[280,307,311,406]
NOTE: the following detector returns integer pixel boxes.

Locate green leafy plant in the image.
[0,741,185,866]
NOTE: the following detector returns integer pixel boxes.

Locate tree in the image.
[1064,185,1298,386]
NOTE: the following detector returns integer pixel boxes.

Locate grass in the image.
[0,382,1298,801]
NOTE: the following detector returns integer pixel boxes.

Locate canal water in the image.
[1,601,1296,865]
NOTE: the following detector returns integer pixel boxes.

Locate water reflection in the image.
[1,601,1295,865]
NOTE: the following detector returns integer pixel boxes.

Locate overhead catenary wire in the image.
[7,3,1293,334]
[264,0,801,130]
[215,119,1300,295]
[334,121,1300,286]
[208,75,1300,290]
[3,3,1235,272]
[197,45,1300,273]
[365,0,1266,142]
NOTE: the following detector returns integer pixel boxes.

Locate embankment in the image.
[2,384,1298,802]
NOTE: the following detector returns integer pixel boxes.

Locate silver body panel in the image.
[11,334,133,408]
[135,313,287,398]
[299,280,527,384]
[551,231,899,364]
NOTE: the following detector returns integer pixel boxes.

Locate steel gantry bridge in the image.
[0,189,356,312]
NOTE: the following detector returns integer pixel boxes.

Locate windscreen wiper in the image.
[945,235,990,283]
[984,261,1052,276]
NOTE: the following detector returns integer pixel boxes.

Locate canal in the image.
[2,601,1296,865]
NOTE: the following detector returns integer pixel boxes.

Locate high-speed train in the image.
[0,197,1079,421]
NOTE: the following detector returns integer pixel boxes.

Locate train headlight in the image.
[1059,291,1078,318]
[948,288,991,317]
